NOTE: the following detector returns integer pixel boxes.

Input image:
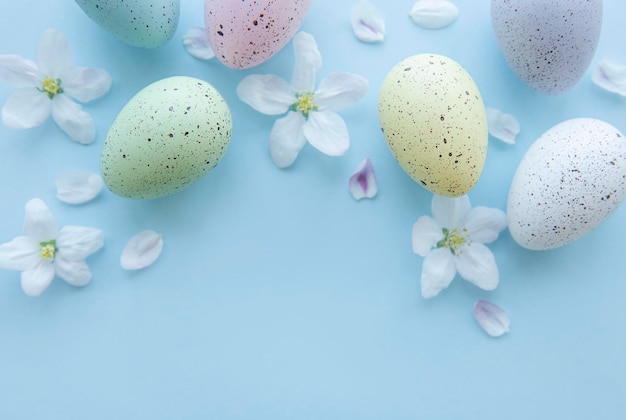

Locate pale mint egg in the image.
[491,0,602,95]
[75,0,179,48]
[101,76,232,200]
[508,118,626,250]
[377,54,488,197]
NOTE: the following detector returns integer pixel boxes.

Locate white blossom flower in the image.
[0,198,104,296]
[182,26,215,60]
[236,31,369,168]
[412,194,507,298]
[0,29,111,144]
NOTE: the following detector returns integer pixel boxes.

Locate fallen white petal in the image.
[183,26,215,60]
[486,108,519,145]
[349,158,378,200]
[409,0,459,29]
[55,171,103,204]
[592,59,626,96]
[121,230,164,270]
[351,0,386,43]
[473,300,510,337]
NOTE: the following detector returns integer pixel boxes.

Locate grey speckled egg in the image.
[75,0,179,48]
[491,0,602,95]
[101,76,232,200]
[507,118,626,250]
[378,54,488,197]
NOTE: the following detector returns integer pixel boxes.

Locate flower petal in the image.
[302,110,350,157]
[269,112,307,168]
[431,194,471,229]
[2,88,51,129]
[486,108,519,145]
[473,300,510,337]
[56,226,104,260]
[120,230,164,270]
[351,0,386,43]
[291,32,322,92]
[59,66,112,103]
[23,198,58,242]
[55,171,104,204]
[54,257,92,287]
[182,26,216,60]
[420,247,456,298]
[50,94,95,144]
[349,158,378,200]
[465,206,507,244]
[411,216,442,257]
[409,0,459,30]
[456,243,499,291]
[0,236,41,271]
[237,74,294,115]
[592,59,626,96]
[315,72,369,111]
[0,55,40,87]
[21,260,55,297]
[36,29,73,77]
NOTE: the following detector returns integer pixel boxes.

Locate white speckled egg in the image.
[377,54,488,197]
[508,118,626,250]
[204,0,312,69]
[491,0,602,95]
[75,0,179,48]
[101,76,232,200]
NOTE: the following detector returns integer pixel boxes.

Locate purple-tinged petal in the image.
[120,230,164,270]
[182,26,215,60]
[592,59,626,97]
[431,194,471,229]
[349,158,378,200]
[473,300,510,337]
[55,171,104,204]
[486,108,519,145]
[409,0,459,30]
[21,260,55,297]
[351,0,386,43]
[420,247,456,298]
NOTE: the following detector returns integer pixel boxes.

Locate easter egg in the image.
[75,0,180,48]
[377,54,488,197]
[507,118,626,250]
[491,0,602,95]
[204,0,312,69]
[101,76,232,200]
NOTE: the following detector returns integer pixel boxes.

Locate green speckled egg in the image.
[377,54,488,197]
[101,76,232,200]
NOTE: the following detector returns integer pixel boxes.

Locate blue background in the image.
[1,0,625,419]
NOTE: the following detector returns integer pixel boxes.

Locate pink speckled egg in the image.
[204,0,312,69]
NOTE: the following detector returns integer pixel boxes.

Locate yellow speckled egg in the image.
[378,54,488,197]
[101,76,232,200]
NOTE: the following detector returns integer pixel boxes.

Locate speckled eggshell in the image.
[204,0,312,69]
[377,54,488,197]
[491,0,602,95]
[101,76,232,200]
[75,0,179,48]
[507,118,626,250]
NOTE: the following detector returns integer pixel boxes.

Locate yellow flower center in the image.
[39,240,57,261]
[291,91,318,118]
[40,77,63,99]
[437,228,470,256]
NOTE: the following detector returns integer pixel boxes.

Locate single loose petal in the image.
[56,171,104,204]
[315,72,369,112]
[0,236,41,271]
[182,26,215,60]
[23,198,58,243]
[56,226,104,260]
[269,112,307,168]
[36,29,73,77]
[21,260,55,297]
[302,110,350,156]
[60,66,112,103]
[431,194,471,229]
[592,59,626,96]
[486,108,519,145]
[349,158,378,200]
[456,243,499,291]
[351,0,386,43]
[51,94,95,144]
[2,88,52,129]
[409,0,459,29]
[291,32,322,92]
[420,247,456,298]
[473,300,510,337]
[121,230,164,270]
[411,216,442,257]
[464,206,507,244]
[0,55,40,87]
[237,74,295,115]
[55,257,92,287]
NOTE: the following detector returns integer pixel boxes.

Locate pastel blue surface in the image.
[1,1,625,419]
